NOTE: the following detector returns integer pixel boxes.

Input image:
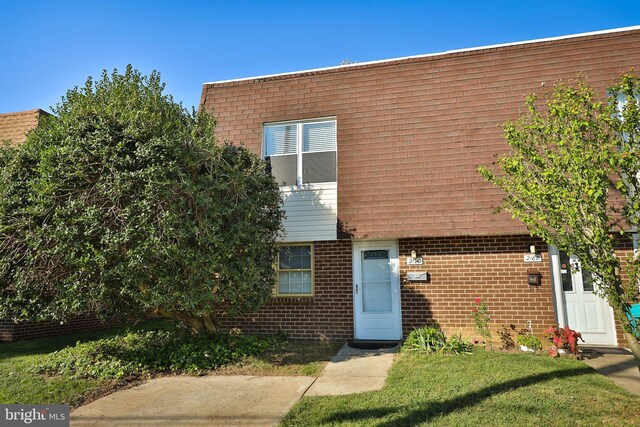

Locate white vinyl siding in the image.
[280,182,337,242]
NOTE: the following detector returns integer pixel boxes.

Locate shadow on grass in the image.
[322,366,594,426]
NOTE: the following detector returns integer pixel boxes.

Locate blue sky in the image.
[1,1,639,114]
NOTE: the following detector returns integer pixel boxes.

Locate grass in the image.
[0,321,167,407]
[0,322,338,407]
[282,350,640,426]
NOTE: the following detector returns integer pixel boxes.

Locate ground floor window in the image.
[276,244,313,296]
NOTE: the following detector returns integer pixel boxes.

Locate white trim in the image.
[203,26,640,86]
[549,245,568,327]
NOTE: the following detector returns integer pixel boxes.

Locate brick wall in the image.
[398,235,555,343]
[219,240,354,340]
[220,235,557,343]
[219,234,635,347]
[201,28,640,240]
[0,109,49,145]
[0,314,123,342]
[615,237,636,347]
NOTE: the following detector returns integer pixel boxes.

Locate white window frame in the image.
[263,117,337,187]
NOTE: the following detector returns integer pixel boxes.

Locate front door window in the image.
[362,250,392,313]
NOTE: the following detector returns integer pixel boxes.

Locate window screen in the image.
[303,122,336,152]
[264,119,336,186]
[276,245,313,296]
[265,124,297,156]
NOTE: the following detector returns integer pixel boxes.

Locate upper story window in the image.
[264,118,336,186]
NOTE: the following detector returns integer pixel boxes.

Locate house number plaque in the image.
[407,257,424,265]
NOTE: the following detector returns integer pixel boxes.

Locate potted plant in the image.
[517,333,542,352]
[545,325,583,357]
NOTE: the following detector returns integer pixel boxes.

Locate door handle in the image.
[356,284,359,294]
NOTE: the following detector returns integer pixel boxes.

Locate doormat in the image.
[347,341,399,350]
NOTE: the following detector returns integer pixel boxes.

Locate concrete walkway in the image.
[71,343,398,426]
[582,347,640,395]
[71,375,315,426]
[306,343,399,396]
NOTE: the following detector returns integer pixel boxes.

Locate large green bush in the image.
[0,66,284,331]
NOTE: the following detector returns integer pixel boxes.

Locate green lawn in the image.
[0,323,158,407]
[282,350,640,426]
[0,322,338,407]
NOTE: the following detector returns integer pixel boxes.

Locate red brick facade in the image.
[204,28,640,346]
[222,236,560,342]
[223,235,634,345]
[201,28,640,240]
[219,240,354,340]
[399,235,555,341]
[0,109,49,145]
[0,314,123,343]
[2,30,638,344]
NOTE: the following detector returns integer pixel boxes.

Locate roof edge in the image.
[0,108,47,117]
[203,25,640,86]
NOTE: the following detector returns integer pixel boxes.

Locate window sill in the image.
[270,295,314,304]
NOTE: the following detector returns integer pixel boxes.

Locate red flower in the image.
[474,297,481,304]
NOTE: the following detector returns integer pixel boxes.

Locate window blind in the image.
[265,124,297,156]
[303,121,336,153]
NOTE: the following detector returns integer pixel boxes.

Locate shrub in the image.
[545,325,583,357]
[403,325,447,353]
[33,330,276,379]
[516,333,542,350]
[470,298,492,343]
[0,66,284,332]
[403,325,473,355]
[442,333,474,354]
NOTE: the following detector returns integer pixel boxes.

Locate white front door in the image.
[550,247,617,346]
[353,241,402,340]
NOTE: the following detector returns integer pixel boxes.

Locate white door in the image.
[550,247,617,346]
[353,241,402,340]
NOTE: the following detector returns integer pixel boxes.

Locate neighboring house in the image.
[0,109,49,145]
[0,109,118,342]
[200,26,640,346]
